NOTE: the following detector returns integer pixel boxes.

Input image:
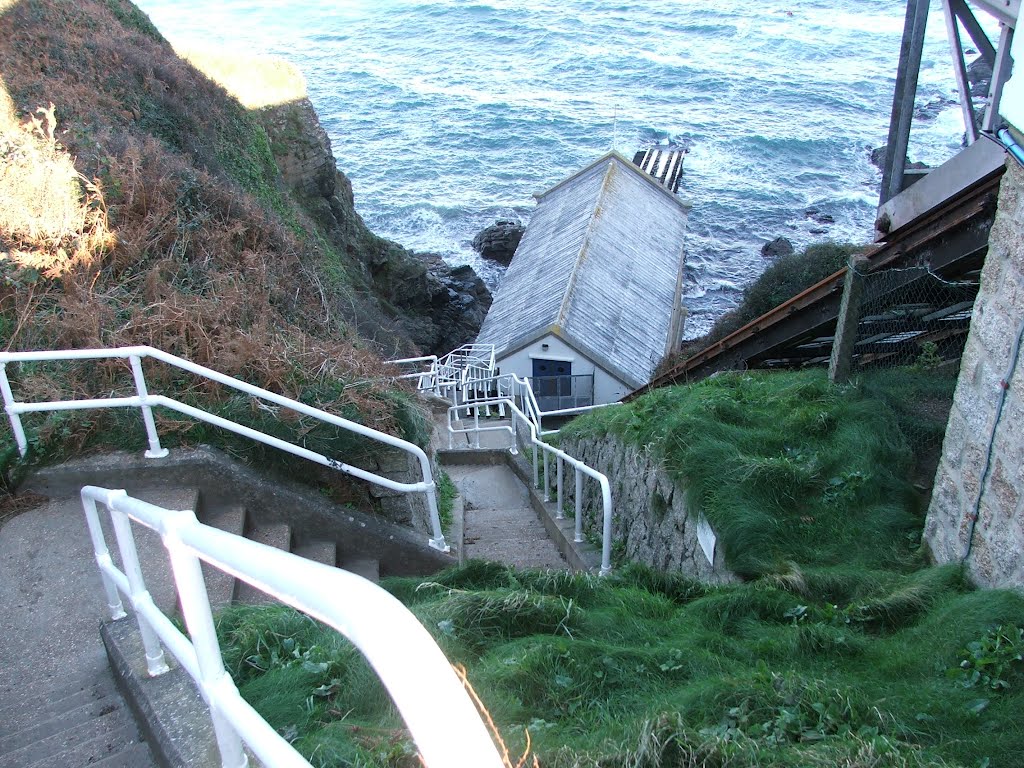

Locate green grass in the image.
[218,562,1024,768]
[560,368,952,577]
[215,367,1017,767]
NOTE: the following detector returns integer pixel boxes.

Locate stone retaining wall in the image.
[924,159,1024,589]
[556,434,737,583]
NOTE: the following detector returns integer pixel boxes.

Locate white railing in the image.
[452,371,617,437]
[447,397,614,575]
[0,346,448,552]
[81,486,504,768]
[385,343,619,573]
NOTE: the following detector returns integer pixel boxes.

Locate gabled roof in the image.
[476,151,690,388]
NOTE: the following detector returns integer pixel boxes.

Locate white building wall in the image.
[496,333,631,405]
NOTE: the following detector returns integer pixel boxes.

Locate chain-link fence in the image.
[841,263,980,482]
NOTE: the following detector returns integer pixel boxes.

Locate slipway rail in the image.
[80,486,504,768]
[634,167,1003,395]
[0,345,448,551]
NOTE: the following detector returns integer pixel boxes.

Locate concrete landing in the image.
[445,463,566,570]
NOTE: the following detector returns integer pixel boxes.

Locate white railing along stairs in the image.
[390,345,619,575]
[0,345,449,552]
[81,485,504,768]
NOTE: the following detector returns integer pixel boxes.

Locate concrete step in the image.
[0,671,118,743]
[90,740,157,768]
[0,691,142,768]
[234,518,291,605]
[463,506,567,570]
[293,538,337,567]
[0,686,127,754]
[199,502,245,610]
[340,556,380,583]
[22,720,151,768]
[0,665,109,725]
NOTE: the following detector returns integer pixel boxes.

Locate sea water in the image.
[134,0,973,337]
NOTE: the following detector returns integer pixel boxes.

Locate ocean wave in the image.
[136,0,968,329]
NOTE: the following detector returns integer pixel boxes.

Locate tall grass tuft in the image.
[562,369,928,577]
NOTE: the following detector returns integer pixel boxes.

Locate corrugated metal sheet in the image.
[476,151,689,387]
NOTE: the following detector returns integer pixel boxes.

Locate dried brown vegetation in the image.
[0,0,423,451]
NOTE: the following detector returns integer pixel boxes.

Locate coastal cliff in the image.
[0,0,497,506]
[0,0,488,446]
[255,92,491,355]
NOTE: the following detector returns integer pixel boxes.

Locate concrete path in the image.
[445,462,566,570]
[0,491,191,767]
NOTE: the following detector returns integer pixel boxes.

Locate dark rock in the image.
[913,95,955,122]
[809,227,828,235]
[761,236,794,259]
[471,220,525,266]
[804,208,834,225]
[870,144,929,173]
[967,57,992,86]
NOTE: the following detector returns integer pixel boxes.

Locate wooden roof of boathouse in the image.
[476,151,691,390]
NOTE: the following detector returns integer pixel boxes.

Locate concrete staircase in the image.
[0,444,459,768]
[446,461,567,569]
[0,496,159,768]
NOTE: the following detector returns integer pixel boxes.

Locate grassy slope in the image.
[0,0,430,481]
[561,369,948,577]
[220,563,1024,768]
[219,371,1024,768]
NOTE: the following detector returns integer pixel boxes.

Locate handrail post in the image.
[80,492,127,619]
[574,469,584,543]
[129,354,169,459]
[107,492,169,675]
[412,450,448,553]
[599,479,613,576]
[542,448,550,502]
[556,457,564,519]
[0,363,29,457]
[163,510,249,768]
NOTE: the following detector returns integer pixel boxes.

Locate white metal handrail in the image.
[449,371,618,436]
[447,397,614,575]
[0,346,448,551]
[80,486,504,768]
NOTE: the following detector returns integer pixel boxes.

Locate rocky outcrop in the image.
[472,219,525,265]
[761,236,793,259]
[257,99,490,356]
[967,56,992,98]
[870,144,930,174]
[557,432,737,583]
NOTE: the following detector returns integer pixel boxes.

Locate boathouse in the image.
[475,150,691,410]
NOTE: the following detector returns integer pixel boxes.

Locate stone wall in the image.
[556,433,737,583]
[924,159,1024,589]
